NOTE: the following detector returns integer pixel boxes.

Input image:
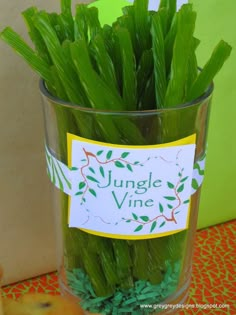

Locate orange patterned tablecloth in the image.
[2,220,236,314]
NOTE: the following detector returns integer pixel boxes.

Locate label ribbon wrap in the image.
[45,134,206,239]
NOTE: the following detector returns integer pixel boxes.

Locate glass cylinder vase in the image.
[40,80,213,315]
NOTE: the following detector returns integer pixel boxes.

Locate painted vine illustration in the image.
[122,150,190,233]
[75,148,144,204]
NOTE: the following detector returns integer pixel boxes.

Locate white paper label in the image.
[60,134,196,239]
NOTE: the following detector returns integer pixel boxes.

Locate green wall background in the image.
[190,0,236,228]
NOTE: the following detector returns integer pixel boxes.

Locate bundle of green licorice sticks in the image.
[1,0,231,313]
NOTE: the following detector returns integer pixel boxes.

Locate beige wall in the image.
[0,0,92,286]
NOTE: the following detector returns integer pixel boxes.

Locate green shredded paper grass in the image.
[67,260,181,314]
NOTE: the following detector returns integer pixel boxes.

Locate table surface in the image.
[2,220,236,314]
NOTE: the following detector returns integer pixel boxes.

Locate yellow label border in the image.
[67,133,196,239]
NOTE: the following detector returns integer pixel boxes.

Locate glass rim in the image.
[39,79,214,115]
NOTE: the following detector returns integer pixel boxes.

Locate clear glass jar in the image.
[40,80,213,315]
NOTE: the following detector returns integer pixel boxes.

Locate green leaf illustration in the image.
[79,181,86,189]
[159,221,166,228]
[45,152,51,165]
[126,219,131,223]
[199,153,206,161]
[175,211,180,215]
[97,150,103,156]
[54,163,64,191]
[164,196,176,201]
[140,216,149,222]
[75,191,83,196]
[106,150,113,159]
[183,199,190,204]
[167,181,175,189]
[115,161,125,168]
[134,225,143,232]
[177,184,184,193]
[46,167,50,177]
[89,167,95,174]
[167,204,173,209]
[134,161,140,165]
[150,221,157,233]
[51,163,56,185]
[56,160,72,190]
[126,164,133,172]
[121,152,130,158]
[178,172,182,177]
[192,178,199,190]
[86,175,100,183]
[70,166,78,171]
[89,188,97,197]
[159,203,164,213]
[99,166,105,177]
[82,198,86,203]
[180,176,188,183]
[132,213,138,220]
